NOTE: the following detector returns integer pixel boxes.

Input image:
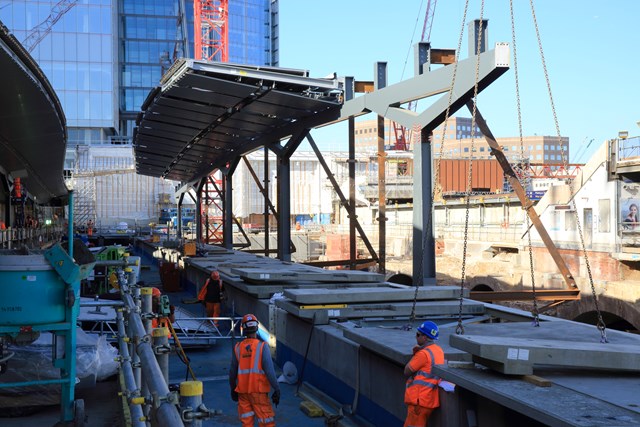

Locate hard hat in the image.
[152,287,161,297]
[417,321,439,340]
[242,314,259,333]
[210,270,220,278]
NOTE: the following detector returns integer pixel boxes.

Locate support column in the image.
[349,117,356,269]
[264,148,270,256]
[375,62,387,274]
[223,172,233,249]
[196,179,204,245]
[413,127,436,286]
[277,153,291,261]
[177,193,185,239]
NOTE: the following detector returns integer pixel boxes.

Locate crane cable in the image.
[455,0,486,336]
[527,0,607,342]
[509,0,540,326]
[408,0,471,326]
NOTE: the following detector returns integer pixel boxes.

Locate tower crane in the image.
[22,0,78,52]
[194,0,229,62]
[392,0,438,150]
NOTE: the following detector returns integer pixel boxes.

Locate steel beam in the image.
[468,101,577,290]
[306,133,378,262]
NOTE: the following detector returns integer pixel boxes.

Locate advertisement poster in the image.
[622,200,639,230]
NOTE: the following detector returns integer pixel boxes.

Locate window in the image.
[544,145,549,150]
[464,147,469,152]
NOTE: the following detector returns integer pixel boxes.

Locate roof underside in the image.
[0,23,68,203]
[134,60,343,183]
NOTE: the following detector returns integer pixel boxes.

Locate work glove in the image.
[231,390,238,402]
[271,389,280,407]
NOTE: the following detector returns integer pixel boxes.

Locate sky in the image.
[278,0,640,163]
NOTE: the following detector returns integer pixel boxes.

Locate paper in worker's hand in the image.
[439,380,456,392]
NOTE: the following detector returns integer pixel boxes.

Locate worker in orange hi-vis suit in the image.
[404,320,445,427]
[229,314,280,427]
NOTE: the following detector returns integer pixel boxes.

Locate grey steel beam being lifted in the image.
[337,43,510,285]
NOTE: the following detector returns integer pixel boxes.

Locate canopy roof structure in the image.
[0,22,68,203]
[134,59,343,183]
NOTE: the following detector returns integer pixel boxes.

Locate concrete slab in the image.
[450,320,640,375]
[434,364,640,426]
[283,286,468,304]
[230,266,383,283]
[450,333,640,375]
[276,299,485,324]
[226,280,390,299]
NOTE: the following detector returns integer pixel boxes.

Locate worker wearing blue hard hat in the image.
[403,320,445,427]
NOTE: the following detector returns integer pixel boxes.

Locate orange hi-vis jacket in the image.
[404,343,445,408]
[234,339,271,393]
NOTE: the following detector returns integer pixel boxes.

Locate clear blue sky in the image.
[279,0,640,163]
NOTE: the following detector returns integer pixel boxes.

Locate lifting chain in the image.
[409,0,471,327]
[528,0,607,342]
[456,0,485,336]
[510,0,540,326]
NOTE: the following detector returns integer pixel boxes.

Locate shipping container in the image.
[438,159,504,194]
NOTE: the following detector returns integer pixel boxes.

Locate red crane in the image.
[392,0,438,151]
[194,0,229,62]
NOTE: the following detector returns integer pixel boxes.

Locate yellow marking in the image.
[299,304,347,310]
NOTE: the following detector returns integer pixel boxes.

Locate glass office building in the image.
[1,0,279,143]
[120,0,279,137]
[0,1,118,147]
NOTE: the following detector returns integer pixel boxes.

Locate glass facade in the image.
[119,0,188,136]
[228,0,278,65]
[0,0,117,133]
[119,0,278,137]
[1,0,279,142]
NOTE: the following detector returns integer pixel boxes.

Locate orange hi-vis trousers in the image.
[237,393,275,427]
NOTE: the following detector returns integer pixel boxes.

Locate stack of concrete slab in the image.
[276,286,485,324]
[448,320,640,375]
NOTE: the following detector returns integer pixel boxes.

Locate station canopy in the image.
[134,59,344,183]
[0,22,68,203]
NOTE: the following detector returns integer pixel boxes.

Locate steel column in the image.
[264,149,270,256]
[276,153,291,261]
[375,62,387,273]
[413,127,436,286]
[349,117,356,269]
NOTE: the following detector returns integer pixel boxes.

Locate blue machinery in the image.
[0,192,94,424]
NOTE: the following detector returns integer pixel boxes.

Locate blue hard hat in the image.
[417,321,439,340]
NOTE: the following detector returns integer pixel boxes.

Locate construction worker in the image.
[403,320,445,427]
[229,314,280,427]
[198,270,224,326]
[87,219,94,237]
